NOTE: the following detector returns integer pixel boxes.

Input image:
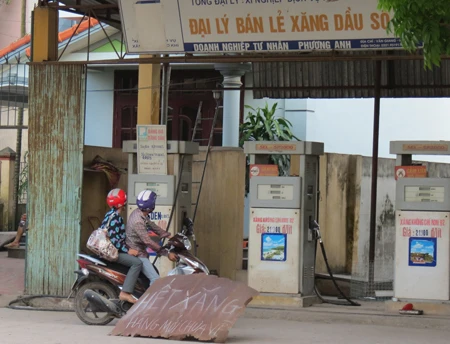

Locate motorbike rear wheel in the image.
[74,281,118,326]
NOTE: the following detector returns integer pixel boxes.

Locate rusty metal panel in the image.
[26,64,86,296]
[111,274,259,343]
[253,51,450,99]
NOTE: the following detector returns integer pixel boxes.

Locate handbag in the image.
[86,214,119,262]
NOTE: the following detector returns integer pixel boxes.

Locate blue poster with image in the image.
[408,237,437,267]
[261,233,287,262]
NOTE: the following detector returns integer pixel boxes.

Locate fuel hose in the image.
[314,235,361,307]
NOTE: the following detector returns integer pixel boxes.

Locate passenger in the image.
[101,188,142,304]
[5,213,27,249]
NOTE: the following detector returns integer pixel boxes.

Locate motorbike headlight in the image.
[183,237,192,251]
[81,268,89,276]
[181,256,209,274]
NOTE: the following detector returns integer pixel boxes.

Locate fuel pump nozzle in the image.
[309,219,322,242]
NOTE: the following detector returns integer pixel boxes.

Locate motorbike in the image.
[70,218,209,325]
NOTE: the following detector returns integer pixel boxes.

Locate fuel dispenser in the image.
[243,141,324,305]
[391,141,450,301]
[122,140,199,276]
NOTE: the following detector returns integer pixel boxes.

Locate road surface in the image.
[0,307,449,344]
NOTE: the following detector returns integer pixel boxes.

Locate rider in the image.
[102,188,142,304]
[125,189,178,286]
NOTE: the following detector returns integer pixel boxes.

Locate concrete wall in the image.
[317,154,450,285]
[352,157,396,282]
[0,0,37,48]
[192,148,245,281]
[0,1,21,49]
[316,153,359,274]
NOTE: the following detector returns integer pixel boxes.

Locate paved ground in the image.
[0,307,449,344]
[0,251,24,296]
[2,249,450,342]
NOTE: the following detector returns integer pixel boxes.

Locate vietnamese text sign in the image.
[249,164,279,178]
[111,274,258,343]
[395,165,427,180]
[120,0,403,54]
[146,205,171,256]
[248,208,300,293]
[394,211,450,300]
[252,212,295,235]
[175,0,401,53]
[402,143,449,152]
[137,125,168,175]
[118,0,184,53]
[255,143,297,151]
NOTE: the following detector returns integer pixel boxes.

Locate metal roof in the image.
[252,51,450,99]
[49,0,121,29]
[46,1,450,99]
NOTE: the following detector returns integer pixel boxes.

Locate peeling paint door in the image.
[26,64,86,296]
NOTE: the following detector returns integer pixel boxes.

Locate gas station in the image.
[10,0,450,310]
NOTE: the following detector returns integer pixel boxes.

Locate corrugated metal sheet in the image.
[27,64,86,296]
[252,51,450,99]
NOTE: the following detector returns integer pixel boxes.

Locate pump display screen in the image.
[404,186,445,203]
[257,184,294,201]
[135,182,168,198]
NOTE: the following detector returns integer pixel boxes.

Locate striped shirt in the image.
[125,208,170,258]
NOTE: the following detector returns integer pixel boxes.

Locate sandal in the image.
[119,292,137,304]
[4,242,19,249]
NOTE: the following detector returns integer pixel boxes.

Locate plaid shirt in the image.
[125,208,170,258]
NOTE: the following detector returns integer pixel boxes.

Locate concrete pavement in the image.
[0,251,24,307]
[0,252,24,295]
[2,249,450,337]
[1,307,450,344]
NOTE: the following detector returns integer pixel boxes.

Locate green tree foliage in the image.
[378,0,450,69]
[239,102,299,194]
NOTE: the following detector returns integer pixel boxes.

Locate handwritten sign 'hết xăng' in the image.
[110,274,259,343]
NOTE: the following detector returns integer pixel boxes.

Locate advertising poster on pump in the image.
[169,0,402,53]
[394,210,450,300]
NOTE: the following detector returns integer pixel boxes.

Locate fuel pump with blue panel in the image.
[391,141,450,302]
[244,141,324,307]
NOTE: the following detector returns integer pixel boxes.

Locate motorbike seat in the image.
[87,254,151,288]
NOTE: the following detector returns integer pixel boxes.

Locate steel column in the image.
[368,60,382,295]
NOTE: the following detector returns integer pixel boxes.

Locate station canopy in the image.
[50,0,450,99]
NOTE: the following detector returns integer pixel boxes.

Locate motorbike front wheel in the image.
[74,281,118,326]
